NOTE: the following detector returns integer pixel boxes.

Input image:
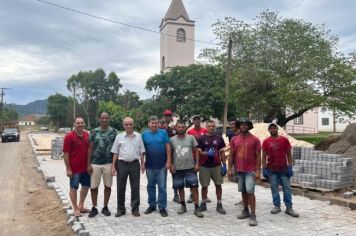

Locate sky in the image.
[0,0,355,105]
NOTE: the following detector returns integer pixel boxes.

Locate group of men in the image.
[63,110,299,227]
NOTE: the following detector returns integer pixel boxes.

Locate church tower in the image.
[160,0,195,73]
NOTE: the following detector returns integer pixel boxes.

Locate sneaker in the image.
[270,206,281,214]
[115,211,126,217]
[101,206,111,216]
[159,209,168,217]
[144,207,156,214]
[194,208,204,218]
[285,207,299,217]
[187,194,194,203]
[173,194,180,203]
[237,209,250,219]
[216,203,226,214]
[249,213,257,226]
[88,207,98,218]
[199,202,207,212]
[177,205,187,214]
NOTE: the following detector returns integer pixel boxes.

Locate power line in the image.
[36,0,217,46]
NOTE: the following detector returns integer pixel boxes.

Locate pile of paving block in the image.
[51,137,64,160]
[291,147,353,190]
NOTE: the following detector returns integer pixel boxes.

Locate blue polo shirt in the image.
[142,129,170,169]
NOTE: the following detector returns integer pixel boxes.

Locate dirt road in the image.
[0,132,73,236]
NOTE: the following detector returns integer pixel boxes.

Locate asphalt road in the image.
[0,132,73,236]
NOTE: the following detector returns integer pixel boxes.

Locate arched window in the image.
[162,56,165,70]
[177,28,186,42]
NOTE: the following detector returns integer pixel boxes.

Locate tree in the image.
[146,64,226,120]
[67,69,122,127]
[47,93,71,130]
[2,107,18,122]
[119,90,142,110]
[200,11,356,127]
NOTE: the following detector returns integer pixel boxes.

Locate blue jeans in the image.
[146,168,167,210]
[268,170,293,207]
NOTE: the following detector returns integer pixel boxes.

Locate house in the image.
[18,115,38,126]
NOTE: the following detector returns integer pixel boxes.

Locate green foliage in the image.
[67,69,123,127]
[2,108,18,122]
[146,64,226,120]
[200,11,356,126]
[119,90,142,110]
[47,93,71,130]
[36,116,50,125]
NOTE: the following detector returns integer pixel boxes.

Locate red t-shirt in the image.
[230,134,261,172]
[262,136,291,172]
[63,131,89,174]
[187,127,207,140]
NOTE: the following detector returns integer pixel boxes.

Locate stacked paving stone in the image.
[291,147,353,190]
[51,137,64,159]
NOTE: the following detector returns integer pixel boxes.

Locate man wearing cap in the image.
[197,120,227,214]
[228,118,261,226]
[262,123,299,217]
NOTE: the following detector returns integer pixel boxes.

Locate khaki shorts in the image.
[199,165,223,187]
[90,164,113,189]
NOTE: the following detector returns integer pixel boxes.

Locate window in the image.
[162,56,165,70]
[294,115,303,125]
[322,118,329,126]
[177,28,186,42]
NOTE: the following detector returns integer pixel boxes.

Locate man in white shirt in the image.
[111,117,145,217]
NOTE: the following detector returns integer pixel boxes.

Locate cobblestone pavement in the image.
[31,136,356,236]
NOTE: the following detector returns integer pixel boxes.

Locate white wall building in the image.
[160,0,195,73]
[318,107,356,132]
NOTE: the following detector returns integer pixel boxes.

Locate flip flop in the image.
[80,208,90,213]
[74,210,82,217]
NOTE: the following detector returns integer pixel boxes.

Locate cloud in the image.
[1,0,355,105]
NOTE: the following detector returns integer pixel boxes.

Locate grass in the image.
[291,132,336,145]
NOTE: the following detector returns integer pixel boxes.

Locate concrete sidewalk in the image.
[31,135,356,236]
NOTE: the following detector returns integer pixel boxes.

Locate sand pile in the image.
[325,123,356,182]
[250,123,314,147]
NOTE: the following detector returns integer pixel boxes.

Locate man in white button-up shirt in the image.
[111,117,145,217]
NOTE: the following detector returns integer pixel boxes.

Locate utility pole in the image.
[73,87,76,121]
[0,88,12,132]
[223,39,233,136]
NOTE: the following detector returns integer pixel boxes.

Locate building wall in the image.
[18,121,36,126]
[285,108,319,134]
[160,17,195,72]
[318,107,356,132]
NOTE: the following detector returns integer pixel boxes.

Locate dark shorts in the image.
[70,172,90,190]
[172,169,199,190]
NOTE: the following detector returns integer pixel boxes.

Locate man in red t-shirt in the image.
[262,123,299,217]
[186,115,208,203]
[228,118,260,226]
[63,117,90,217]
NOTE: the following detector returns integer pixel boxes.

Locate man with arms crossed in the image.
[228,118,261,226]
[63,117,90,217]
[262,123,299,217]
[142,116,172,217]
[169,120,204,218]
[197,120,226,214]
[88,112,118,217]
[111,117,145,217]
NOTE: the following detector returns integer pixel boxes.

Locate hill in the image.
[8,99,47,117]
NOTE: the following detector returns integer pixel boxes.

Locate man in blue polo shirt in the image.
[142,115,172,217]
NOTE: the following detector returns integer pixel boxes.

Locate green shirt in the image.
[89,126,118,165]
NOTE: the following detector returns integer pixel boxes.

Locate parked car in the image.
[40,126,49,131]
[1,128,20,143]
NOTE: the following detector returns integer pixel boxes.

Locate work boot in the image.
[285,207,299,217]
[177,205,187,214]
[249,213,257,226]
[88,207,98,218]
[194,208,204,218]
[173,193,180,203]
[237,209,250,219]
[199,202,207,212]
[270,206,281,214]
[144,207,156,214]
[159,209,168,217]
[216,203,226,214]
[187,194,194,203]
[101,206,111,216]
